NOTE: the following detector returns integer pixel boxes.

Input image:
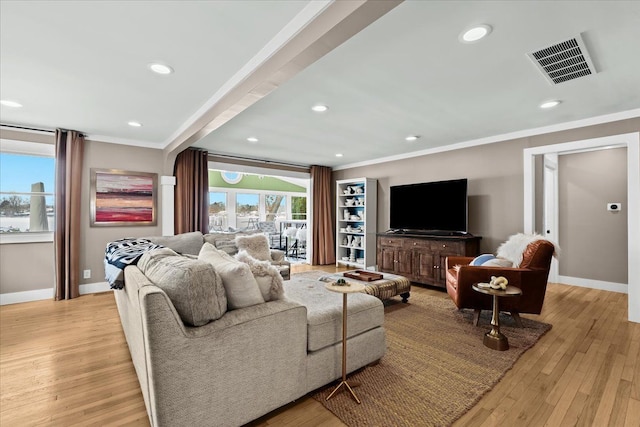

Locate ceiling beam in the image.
[162,0,403,173]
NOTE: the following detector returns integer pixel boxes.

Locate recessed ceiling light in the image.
[311,104,328,113]
[128,121,143,127]
[335,153,343,157]
[148,63,174,75]
[459,24,492,43]
[539,100,561,109]
[405,135,420,142]
[0,99,23,108]
[247,137,259,143]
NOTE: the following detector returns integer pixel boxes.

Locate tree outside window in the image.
[291,196,307,220]
[265,194,285,222]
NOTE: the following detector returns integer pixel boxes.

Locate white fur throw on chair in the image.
[496,233,559,267]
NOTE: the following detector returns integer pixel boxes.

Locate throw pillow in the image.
[198,243,265,309]
[203,230,255,255]
[469,253,513,268]
[137,248,227,326]
[235,233,272,262]
[481,258,513,267]
[235,249,284,301]
[469,254,496,266]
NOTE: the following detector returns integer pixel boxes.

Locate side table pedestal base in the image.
[483,330,509,351]
[326,380,361,403]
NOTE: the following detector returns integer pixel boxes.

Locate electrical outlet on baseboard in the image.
[83,269,91,279]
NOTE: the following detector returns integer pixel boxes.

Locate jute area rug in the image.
[303,272,552,427]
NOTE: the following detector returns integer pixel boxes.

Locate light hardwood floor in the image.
[1,264,638,426]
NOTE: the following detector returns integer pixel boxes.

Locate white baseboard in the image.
[557,275,628,294]
[0,288,53,305]
[0,282,112,305]
[79,281,111,295]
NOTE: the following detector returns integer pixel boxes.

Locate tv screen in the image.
[390,178,468,234]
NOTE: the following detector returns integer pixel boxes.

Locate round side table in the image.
[471,284,522,351]
[324,281,365,403]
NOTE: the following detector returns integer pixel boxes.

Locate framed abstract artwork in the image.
[90,169,157,226]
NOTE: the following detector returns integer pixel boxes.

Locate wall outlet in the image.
[83,269,91,279]
[607,202,622,212]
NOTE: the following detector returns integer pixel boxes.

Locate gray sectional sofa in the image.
[113,231,386,426]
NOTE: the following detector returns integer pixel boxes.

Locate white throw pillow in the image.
[235,233,272,262]
[198,243,265,309]
[235,250,284,301]
[481,258,513,267]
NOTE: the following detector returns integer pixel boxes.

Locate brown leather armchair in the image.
[445,239,555,326]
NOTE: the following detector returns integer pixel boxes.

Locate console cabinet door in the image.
[413,251,435,282]
[432,241,464,284]
[378,247,396,272]
[396,249,413,276]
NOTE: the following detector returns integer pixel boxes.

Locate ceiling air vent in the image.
[527,34,597,85]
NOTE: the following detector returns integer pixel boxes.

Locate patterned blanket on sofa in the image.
[105,238,163,289]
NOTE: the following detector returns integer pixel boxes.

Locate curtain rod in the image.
[0,123,56,134]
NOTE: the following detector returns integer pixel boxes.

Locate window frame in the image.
[0,139,55,244]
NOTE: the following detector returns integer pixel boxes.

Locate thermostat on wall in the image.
[607,203,622,212]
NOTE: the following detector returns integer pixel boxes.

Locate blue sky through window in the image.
[209,192,259,205]
[0,153,55,193]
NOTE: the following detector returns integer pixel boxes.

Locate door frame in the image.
[543,153,559,283]
[523,132,639,323]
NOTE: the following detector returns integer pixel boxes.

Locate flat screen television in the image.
[389,178,468,235]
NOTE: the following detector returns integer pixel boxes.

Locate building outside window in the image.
[0,139,55,242]
[207,169,308,231]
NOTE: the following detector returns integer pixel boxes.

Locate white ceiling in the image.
[2,1,639,168]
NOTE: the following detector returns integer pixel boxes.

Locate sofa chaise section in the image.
[117,266,308,427]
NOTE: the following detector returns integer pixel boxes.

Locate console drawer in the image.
[431,241,464,252]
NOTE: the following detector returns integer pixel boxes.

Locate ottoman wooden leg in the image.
[400,292,410,303]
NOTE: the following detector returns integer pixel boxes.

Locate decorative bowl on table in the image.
[331,278,351,287]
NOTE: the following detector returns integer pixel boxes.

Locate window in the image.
[291,196,307,220]
[209,191,227,231]
[208,167,309,233]
[265,194,285,222]
[236,193,258,229]
[0,139,55,243]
